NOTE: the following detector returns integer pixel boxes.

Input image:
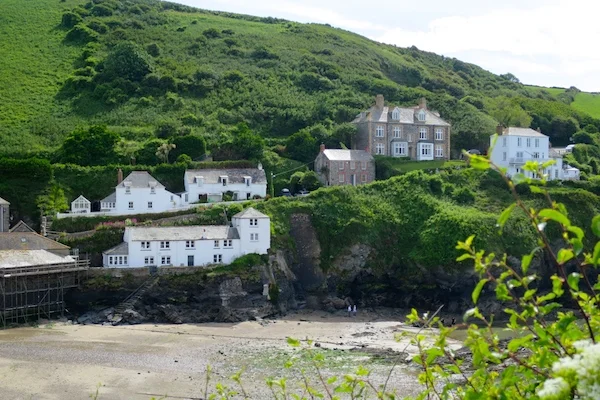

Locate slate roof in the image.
[0,197,9,205]
[9,221,35,233]
[103,242,129,256]
[233,207,269,219]
[126,225,240,241]
[352,104,451,126]
[0,232,70,251]
[184,168,267,185]
[117,171,165,189]
[0,250,74,269]
[502,127,547,137]
[101,192,116,203]
[321,149,374,162]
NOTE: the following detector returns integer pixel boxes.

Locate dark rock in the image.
[122,309,144,324]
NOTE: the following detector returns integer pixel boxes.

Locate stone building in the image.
[0,197,9,232]
[352,95,451,160]
[314,144,375,186]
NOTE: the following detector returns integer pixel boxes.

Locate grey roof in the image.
[184,168,267,185]
[0,250,74,269]
[101,192,116,203]
[72,195,90,204]
[549,148,563,158]
[0,197,9,205]
[352,102,450,127]
[117,171,165,189]
[233,207,269,219]
[9,221,35,233]
[321,149,374,162]
[126,225,240,241]
[0,232,70,251]
[502,127,547,137]
[103,242,129,256]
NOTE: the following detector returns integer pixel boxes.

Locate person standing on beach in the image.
[347,305,352,317]
[353,305,357,317]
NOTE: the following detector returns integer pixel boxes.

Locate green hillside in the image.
[572,92,600,118]
[1,0,600,158]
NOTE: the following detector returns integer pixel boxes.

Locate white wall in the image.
[183,181,267,204]
[114,186,181,214]
[233,216,271,255]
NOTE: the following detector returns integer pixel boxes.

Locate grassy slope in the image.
[0,0,83,150]
[572,92,600,118]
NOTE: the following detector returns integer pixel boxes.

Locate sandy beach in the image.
[0,310,462,399]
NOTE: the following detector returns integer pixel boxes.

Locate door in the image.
[187,255,194,267]
[351,174,356,186]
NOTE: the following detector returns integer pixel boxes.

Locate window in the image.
[435,128,444,140]
[214,240,220,248]
[250,218,258,227]
[160,241,170,249]
[144,257,154,265]
[186,240,195,248]
[375,125,384,137]
[221,177,227,186]
[503,152,507,161]
[533,152,540,159]
[161,256,171,265]
[393,142,407,157]
[245,177,251,186]
[503,137,507,147]
[517,138,522,147]
[407,134,413,142]
[555,170,559,179]
[224,239,233,248]
[338,161,344,170]
[535,138,540,147]
[147,201,153,209]
[350,161,356,170]
[393,126,401,138]
[376,143,385,155]
[526,138,531,147]
[338,173,344,183]
[418,110,426,121]
[108,256,113,265]
[128,202,133,209]
[419,128,427,140]
[118,256,123,265]
[420,144,433,156]
[361,174,367,183]
[125,187,131,194]
[184,194,188,202]
[516,151,524,159]
[361,162,367,170]
[150,187,155,194]
[435,145,444,157]
[250,233,259,241]
[213,254,223,263]
[392,109,400,120]
[542,152,545,159]
[141,241,150,250]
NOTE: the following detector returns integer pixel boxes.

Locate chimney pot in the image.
[117,168,123,184]
[320,143,325,153]
[536,127,541,133]
[496,124,504,135]
[375,94,384,109]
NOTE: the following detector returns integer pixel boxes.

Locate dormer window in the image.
[418,110,426,121]
[244,176,251,187]
[195,176,204,186]
[392,108,400,120]
[220,176,228,186]
[124,181,131,194]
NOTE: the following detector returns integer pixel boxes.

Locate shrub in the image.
[102,41,152,82]
[87,20,108,34]
[90,4,113,17]
[146,43,160,57]
[65,24,99,43]
[61,12,83,28]
[202,28,220,38]
[452,186,475,204]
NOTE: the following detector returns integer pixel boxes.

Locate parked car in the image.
[295,189,309,197]
[280,188,292,197]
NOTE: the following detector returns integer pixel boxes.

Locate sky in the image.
[175,0,600,92]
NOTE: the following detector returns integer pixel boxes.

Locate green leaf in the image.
[497,203,515,231]
[557,249,574,265]
[286,337,300,347]
[592,215,600,237]
[472,279,488,304]
[538,209,571,227]
[567,273,581,291]
[521,251,535,274]
[507,335,534,352]
[327,376,338,384]
[529,185,544,194]
[567,226,584,240]
[523,289,537,301]
[469,155,490,170]
[456,253,472,262]
[551,276,564,297]
[571,238,584,256]
[495,283,511,301]
[593,241,600,266]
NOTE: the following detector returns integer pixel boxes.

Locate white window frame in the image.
[214,240,220,248]
[147,201,153,209]
[338,173,344,183]
[141,241,150,250]
[161,256,171,265]
[144,257,154,265]
[418,110,426,121]
[503,152,507,161]
[160,241,170,249]
[125,187,131,194]
[213,254,223,263]
[420,143,433,156]
[150,187,155,194]
[128,201,134,209]
[361,174,367,183]
[535,138,540,147]
[250,218,258,227]
[393,142,407,157]
[350,161,356,170]
[361,162,367,170]
[109,256,113,265]
[393,126,401,138]
[533,152,540,159]
[435,145,444,157]
[186,240,195,249]
[338,161,344,170]
[392,109,400,120]
[435,128,444,141]
[375,143,385,155]
[503,137,507,147]
[419,128,427,140]
[224,239,233,248]
[517,138,522,147]
[250,233,259,242]
[516,151,524,159]
[526,138,531,147]
[375,125,384,137]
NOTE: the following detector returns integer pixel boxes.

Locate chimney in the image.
[536,127,542,133]
[419,97,427,109]
[257,162,263,171]
[320,143,326,153]
[375,94,384,109]
[117,168,123,184]
[496,124,504,135]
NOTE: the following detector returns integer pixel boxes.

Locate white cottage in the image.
[181,166,267,204]
[111,171,181,214]
[70,195,91,214]
[102,207,271,268]
[489,126,578,180]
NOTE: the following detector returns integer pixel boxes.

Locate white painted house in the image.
[181,167,267,204]
[489,126,579,181]
[102,207,270,268]
[71,195,91,214]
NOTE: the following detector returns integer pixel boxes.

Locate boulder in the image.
[122,309,144,324]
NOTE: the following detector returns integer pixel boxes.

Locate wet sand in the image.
[0,311,461,399]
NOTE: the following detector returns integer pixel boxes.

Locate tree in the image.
[489,97,532,127]
[550,116,579,145]
[231,123,264,160]
[156,143,176,164]
[115,139,142,165]
[500,72,520,83]
[135,139,164,165]
[331,123,357,149]
[171,135,207,161]
[299,171,321,191]
[573,131,596,145]
[102,42,152,82]
[58,125,120,166]
[451,112,497,154]
[286,130,317,163]
[36,184,68,215]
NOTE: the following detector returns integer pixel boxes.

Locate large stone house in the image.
[352,95,451,161]
[314,144,375,186]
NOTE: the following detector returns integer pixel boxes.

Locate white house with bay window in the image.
[102,208,270,268]
[489,126,580,181]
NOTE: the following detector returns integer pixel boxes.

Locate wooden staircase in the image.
[110,276,159,324]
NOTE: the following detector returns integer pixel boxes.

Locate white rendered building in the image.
[182,167,267,204]
[489,127,578,180]
[102,208,270,268]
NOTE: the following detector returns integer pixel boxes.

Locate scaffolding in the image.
[0,260,89,327]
